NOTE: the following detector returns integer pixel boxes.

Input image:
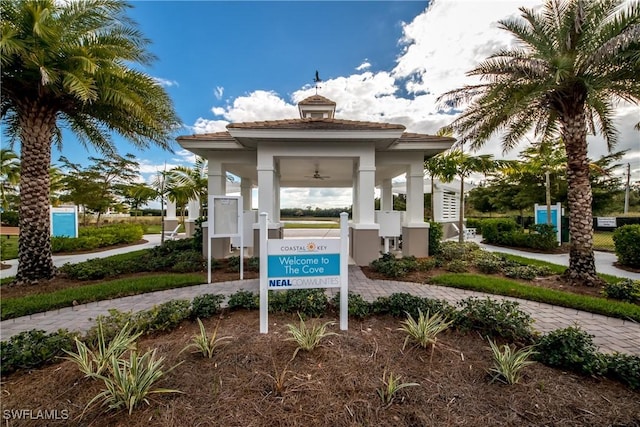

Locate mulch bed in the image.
[1,311,639,426]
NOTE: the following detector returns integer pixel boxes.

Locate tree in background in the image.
[1,0,179,284]
[58,154,139,225]
[439,0,640,286]
[0,149,20,210]
[114,182,157,217]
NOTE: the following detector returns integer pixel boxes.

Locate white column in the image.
[357,154,376,225]
[207,158,225,196]
[352,163,360,223]
[274,170,281,223]
[381,178,393,211]
[257,153,275,223]
[187,198,200,220]
[406,160,426,225]
[166,199,177,220]
[241,178,253,210]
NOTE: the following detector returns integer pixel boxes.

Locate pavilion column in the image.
[352,164,360,223]
[274,168,281,223]
[241,178,253,211]
[254,152,282,255]
[381,178,393,211]
[205,158,231,259]
[350,153,380,266]
[163,199,179,235]
[185,198,200,237]
[402,159,429,258]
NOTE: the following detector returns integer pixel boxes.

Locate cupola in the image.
[297,94,336,119]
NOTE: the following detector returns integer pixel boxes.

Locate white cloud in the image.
[152,77,179,88]
[189,0,640,206]
[355,61,371,71]
[214,86,224,100]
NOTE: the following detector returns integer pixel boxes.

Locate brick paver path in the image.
[2,266,638,356]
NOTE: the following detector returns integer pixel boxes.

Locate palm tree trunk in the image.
[15,102,57,284]
[561,109,602,287]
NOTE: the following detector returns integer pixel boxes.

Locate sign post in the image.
[260,212,349,333]
[208,196,243,283]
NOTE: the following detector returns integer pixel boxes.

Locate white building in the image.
[177,95,455,265]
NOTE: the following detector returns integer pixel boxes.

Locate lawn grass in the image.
[0,273,205,320]
[429,273,640,322]
[0,236,18,260]
[282,222,338,229]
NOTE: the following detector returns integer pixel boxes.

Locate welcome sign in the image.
[259,212,349,333]
[267,239,341,289]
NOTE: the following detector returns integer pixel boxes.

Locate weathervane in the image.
[313,70,322,94]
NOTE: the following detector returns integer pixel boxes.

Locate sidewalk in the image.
[1,232,638,356]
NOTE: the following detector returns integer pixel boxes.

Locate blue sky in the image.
[50,0,639,208]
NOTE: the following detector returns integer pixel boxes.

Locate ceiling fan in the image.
[305,167,331,180]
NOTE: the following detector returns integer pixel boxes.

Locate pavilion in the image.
[176,95,455,265]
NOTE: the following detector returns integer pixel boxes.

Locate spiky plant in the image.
[377,370,420,407]
[180,318,232,359]
[85,349,182,415]
[488,339,537,385]
[399,309,453,351]
[285,313,337,360]
[63,321,141,377]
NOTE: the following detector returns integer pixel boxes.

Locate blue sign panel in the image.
[267,254,340,278]
[535,209,558,229]
[51,211,77,237]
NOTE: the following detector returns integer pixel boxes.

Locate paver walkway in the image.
[2,266,639,356]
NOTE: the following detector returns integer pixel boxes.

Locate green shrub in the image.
[370,253,419,278]
[445,259,469,273]
[138,300,192,333]
[455,297,535,343]
[60,240,204,280]
[496,224,558,251]
[602,353,640,390]
[227,290,259,310]
[504,266,538,280]
[480,218,518,244]
[330,292,371,319]
[436,241,480,262]
[1,210,19,226]
[473,252,503,274]
[372,293,456,319]
[169,250,205,273]
[247,257,260,272]
[1,329,77,375]
[602,279,640,303]
[51,224,144,253]
[428,221,443,256]
[269,288,328,318]
[417,258,437,271]
[191,294,224,319]
[535,326,602,375]
[613,224,640,268]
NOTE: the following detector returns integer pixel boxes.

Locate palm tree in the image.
[0,149,20,210]
[442,150,504,243]
[167,156,208,218]
[1,0,180,284]
[438,0,640,286]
